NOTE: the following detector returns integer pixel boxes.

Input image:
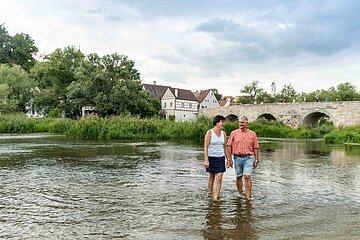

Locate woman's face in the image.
[216,120,225,129]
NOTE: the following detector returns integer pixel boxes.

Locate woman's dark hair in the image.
[213,115,226,126]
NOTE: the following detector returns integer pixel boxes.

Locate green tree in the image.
[66,53,159,118]
[210,88,222,100]
[240,81,265,103]
[276,83,298,102]
[31,88,58,115]
[258,92,277,103]
[304,82,359,102]
[235,95,252,104]
[0,24,38,71]
[0,25,11,64]
[336,82,359,101]
[31,46,85,117]
[0,64,35,112]
[0,83,17,113]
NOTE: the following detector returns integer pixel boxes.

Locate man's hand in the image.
[226,157,233,168]
[253,160,259,169]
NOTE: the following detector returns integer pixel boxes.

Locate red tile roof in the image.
[193,90,211,103]
[168,88,197,101]
[143,83,171,100]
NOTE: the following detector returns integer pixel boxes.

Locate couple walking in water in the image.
[204,115,259,201]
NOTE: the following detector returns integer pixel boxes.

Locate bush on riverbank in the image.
[1,114,358,144]
[324,125,360,144]
[222,120,322,139]
[0,114,73,133]
[65,115,211,140]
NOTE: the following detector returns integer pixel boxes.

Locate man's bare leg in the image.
[236,176,243,195]
[244,175,252,200]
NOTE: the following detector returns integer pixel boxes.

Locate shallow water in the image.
[0,134,359,239]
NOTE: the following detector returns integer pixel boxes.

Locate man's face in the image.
[238,119,248,129]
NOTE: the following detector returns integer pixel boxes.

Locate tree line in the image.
[0,24,159,118]
[1,24,359,118]
[234,80,359,104]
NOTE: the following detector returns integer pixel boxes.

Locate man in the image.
[227,115,259,200]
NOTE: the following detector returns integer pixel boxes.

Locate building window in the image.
[164,103,166,108]
[182,103,185,108]
[170,102,173,107]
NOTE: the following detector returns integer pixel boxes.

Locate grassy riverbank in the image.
[0,114,73,133]
[323,126,360,144]
[0,114,359,144]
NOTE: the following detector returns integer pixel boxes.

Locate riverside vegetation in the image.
[0,114,359,144]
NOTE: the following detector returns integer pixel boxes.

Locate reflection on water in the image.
[203,199,257,240]
[0,134,359,239]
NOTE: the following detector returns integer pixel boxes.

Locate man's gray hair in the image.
[239,115,248,121]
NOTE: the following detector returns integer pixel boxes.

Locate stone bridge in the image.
[198,101,360,128]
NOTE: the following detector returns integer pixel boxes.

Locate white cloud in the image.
[0,0,359,96]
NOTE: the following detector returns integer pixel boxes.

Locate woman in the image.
[204,115,231,200]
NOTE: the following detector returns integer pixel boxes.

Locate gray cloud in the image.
[190,1,360,63]
[86,8,102,14]
[105,15,122,22]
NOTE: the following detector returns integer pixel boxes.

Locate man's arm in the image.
[253,133,259,169]
[253,148,259,169]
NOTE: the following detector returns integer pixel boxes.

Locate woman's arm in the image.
[204,130,211,168]
[223,131,233,168]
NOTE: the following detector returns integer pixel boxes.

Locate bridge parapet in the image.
[198,101,360,128]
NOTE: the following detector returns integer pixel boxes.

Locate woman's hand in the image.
[204,159,209,168]
[226,159,233,168]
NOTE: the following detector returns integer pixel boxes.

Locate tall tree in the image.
[31,46,85,117]
[0,25,11,64]
[276,83,298,102]
[210,88,222,100]
[66,53,159,118]
[240,81,265,103]
[0,24,38,71]
[0,64,35,112]
[336,82,359,101]
[304,82,359,102]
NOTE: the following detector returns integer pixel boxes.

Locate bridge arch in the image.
[257,113,277,121]
[226,114,238,122]
[303,112,332,128]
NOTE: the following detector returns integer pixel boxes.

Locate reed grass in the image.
[65,115,211,140]
[1,114,358,144]
[0,114,73,133]
[324,125,360,144]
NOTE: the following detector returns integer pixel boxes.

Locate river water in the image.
[0,134,359,239]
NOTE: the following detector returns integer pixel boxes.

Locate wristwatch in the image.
[255,160,259,163]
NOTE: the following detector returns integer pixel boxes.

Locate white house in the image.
[143,81,170,100]
[161,87,198,122]
[25,87,46,118]
[25,105,45,118]
[193,89,220,109]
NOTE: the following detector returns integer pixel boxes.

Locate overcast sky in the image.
[1,0,359,96]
